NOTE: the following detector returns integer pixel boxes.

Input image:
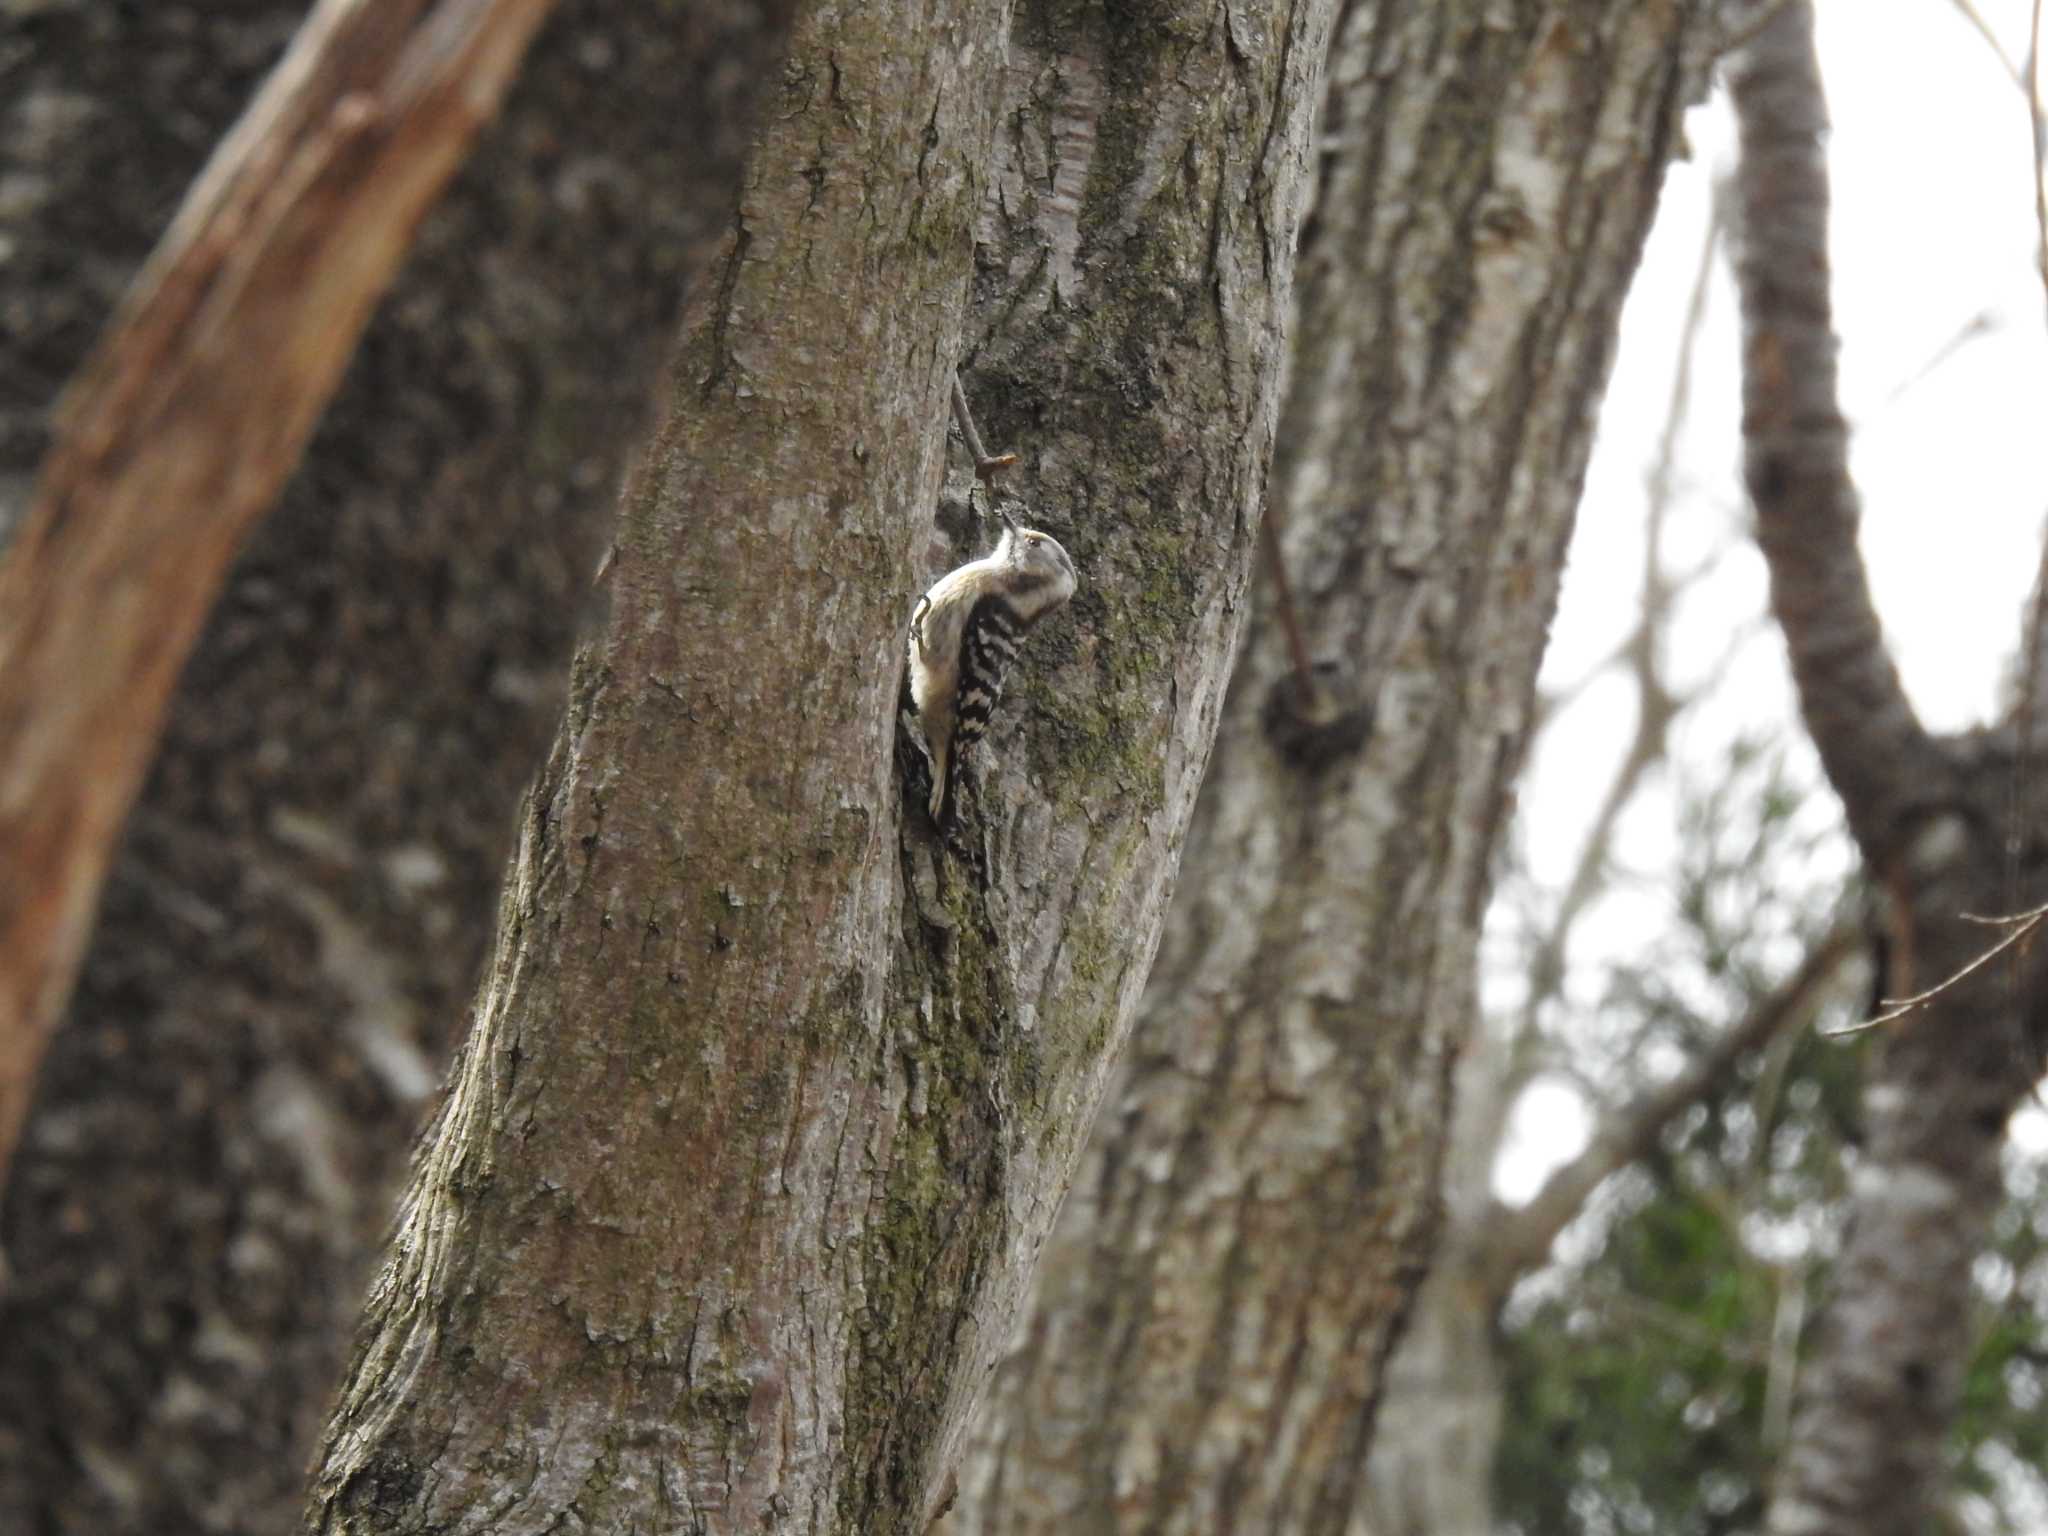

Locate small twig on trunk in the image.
[1259,510,1327,720]
[1827,898,2048,1035]
[950,374,1019,485]
[923,1470,960,1535]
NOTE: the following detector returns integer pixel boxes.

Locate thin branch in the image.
[1880,308,1999,409]
[0,0,557,1197]
[1481,924,1858,1302]
[1584,1282,1775,1365]
[1944,0,2028,89]
[2031,0,2048,323]
[1532,529,1740,725]
[1259,510,1326,717]
[950,374,1019,484]
[1761,1265,1808,1455]
[1827,898,2048,1035]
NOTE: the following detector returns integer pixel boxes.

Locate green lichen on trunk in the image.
[946,2,1721,1532]
[310,0,1331,1522]
[842,882,1029,1532]
[307,0,1015,1524]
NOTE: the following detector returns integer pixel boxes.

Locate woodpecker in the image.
[907,525,1078,825]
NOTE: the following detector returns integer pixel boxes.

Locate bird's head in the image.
[996,526,1078,619]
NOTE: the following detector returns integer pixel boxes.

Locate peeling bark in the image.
[1733,8,2048,1532]
[305,0,1328,1526]
[946,4,1719,1533]
[0,2,795,1530]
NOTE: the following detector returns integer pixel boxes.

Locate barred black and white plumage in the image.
[908,526,1078,825]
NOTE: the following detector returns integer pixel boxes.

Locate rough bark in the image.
[0,0,560,1191]
[1733,7,2048,1533]
[947,4,1719,1533]
[0,2,795,1530]
[1357,1025,1513,1536]
[305,0,1329,1526]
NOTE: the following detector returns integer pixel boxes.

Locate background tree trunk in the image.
[0,3,793,1530]
[0,0,578,1193]
[1362,1039,1512,1536]
[1731,8,2048,1533]
[306,0,1333,1527]
[946,4,1723,1532]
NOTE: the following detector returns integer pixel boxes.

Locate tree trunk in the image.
[0,3,793,1531]
[1731,8,2048,1533]
[1360,1037,1511,1536]
[947,4,1721,1532]
[305,0,1331,1527]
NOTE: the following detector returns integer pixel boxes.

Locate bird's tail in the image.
[927,743,951,826]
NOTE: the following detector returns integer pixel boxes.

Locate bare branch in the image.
[1881,308,2000,408]
[1944,0,2028,89]
[949,374,1019,484]
[1258,510,1329,721]
[1761,1266,1808,1453]
[2031,0,2048,319]
[1729,0,1945,864]
[1826,898,2048,1035]
[1481,924,1858,1301]
[0,0,555,1195]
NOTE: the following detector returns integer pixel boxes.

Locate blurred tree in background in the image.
[1371,6,2048,1533]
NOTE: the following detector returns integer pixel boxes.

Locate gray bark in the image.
[1360,1035,1512,1536]
[947,3,1721,1532]
[304,0,1330,1527]
[1732,8,2048,1533]
[0,3,793,1531]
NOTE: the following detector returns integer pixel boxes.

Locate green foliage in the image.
[1499,1184,1772,1536]
[1490,735,2048,1532]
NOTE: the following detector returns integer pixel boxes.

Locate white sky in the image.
[1494,0,2048,1202]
